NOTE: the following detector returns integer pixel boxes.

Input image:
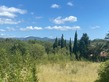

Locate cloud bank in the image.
[0,5,26,25]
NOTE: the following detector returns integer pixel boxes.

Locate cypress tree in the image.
[64,40,67,48]
[58,39,61,46]
[61,34,64,48]
[73,31,79,60]
[53,37,58,49]
[69,38,72,57]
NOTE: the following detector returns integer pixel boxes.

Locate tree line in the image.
[53,31,109,61]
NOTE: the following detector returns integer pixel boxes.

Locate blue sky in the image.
[0,0,109,40]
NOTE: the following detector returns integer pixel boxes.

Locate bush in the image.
[30,43,45,59]
[95,60,109,82]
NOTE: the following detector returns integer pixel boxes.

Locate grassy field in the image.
[38,61,100,82]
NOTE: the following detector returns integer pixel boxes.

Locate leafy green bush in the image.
[95,60,109,82]
[30,43,45,59]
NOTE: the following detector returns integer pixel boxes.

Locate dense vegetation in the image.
[95,60,109,82]
[53,32,109,61]
[0,31,109,82]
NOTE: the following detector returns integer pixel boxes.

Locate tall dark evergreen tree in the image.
[53,37,58,49]
[58,39,61,46]
[73,31,79,60]
[79,33,90,59]
[64,40,67,48]
[61,34,64,48]
[69,38,72,57]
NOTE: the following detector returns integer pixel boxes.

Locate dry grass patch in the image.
[38,61,100,82]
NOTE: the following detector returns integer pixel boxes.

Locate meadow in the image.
[38,61,100,82]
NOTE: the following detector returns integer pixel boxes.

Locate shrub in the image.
[30,44,45,59]
[95,60,109,82]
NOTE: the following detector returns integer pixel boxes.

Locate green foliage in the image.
[95,60,109,82]
[69,38,72,53]
[53,37,58,49]
[79,33,90,59]
[53,34,67,49]
[69,38,72,55]
[44,42,53,54]
[58,39,61,46]
[73,31,78,54]
[0,52,39,82]
[61,34,64,48]
[0,32,109,82]
[105,31,109,40]
[0,39,40,82]
[32,64,38,82]
[30,43,45,59]
[73,31,79,60]
[52,34,69,57]
[10,40,27,55]
[103,41,109,52]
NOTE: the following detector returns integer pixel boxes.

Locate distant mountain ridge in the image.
[0,36,106,43]
[0,36,55,42]
[16,36,55,42]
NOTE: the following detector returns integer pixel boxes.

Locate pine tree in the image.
[73,31,79,60]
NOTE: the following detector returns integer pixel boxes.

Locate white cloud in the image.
[34,27,43,30]
[51,4,60,8]
[64,16,77,22]
[20,25,80,31]
[0,12,16,18]
[0,18,20,24]
[67,2,73,6]
[0,5,26,25]
[20,26,43,31]
[53,16,77,24]
[45,26,80,31]
[91,26,101,30]
[0,5,26,18]
[53,17,64,24]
